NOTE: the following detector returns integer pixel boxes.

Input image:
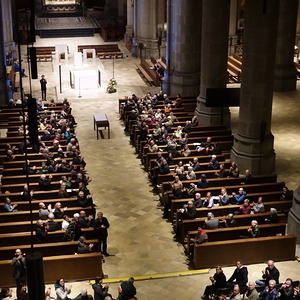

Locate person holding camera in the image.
[11,249,26,288]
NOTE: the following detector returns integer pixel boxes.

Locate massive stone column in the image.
[195,0,231,126]
[162,0,201,97]
[231,0,279,175]
[125,0,134,48]
[133,0,166,59]
[274,0,298,92]
[228,0,239,55]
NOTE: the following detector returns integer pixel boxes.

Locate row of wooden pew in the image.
[0,104,103,287]
[121,94,296,269]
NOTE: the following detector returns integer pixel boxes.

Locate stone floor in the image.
[9,34,300,299]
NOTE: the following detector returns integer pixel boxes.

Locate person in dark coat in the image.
[227,261,248,293]
[94,212,110,256]
[202,266,227,299]
[92,276,111,300]
[118,277,136,300]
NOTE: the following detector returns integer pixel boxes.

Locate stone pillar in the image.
[195,0,231,126]
[228,0,238,55]
[0,0,9,105]
[231,0,279,175]
[133,0,166,59]
[118,0,127,26]
[162,0,201,97]
[287,187,300,244]
[2,0,14,49]
[125,0,134,48]
[274,0,298,92]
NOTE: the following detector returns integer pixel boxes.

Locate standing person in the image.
[92,276,110,300]
[94,212,110,256]
[118,277,136,300]
[40,75,47,100]
[11,249,26,288]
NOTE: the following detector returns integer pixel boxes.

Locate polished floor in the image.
[9,34,300,299]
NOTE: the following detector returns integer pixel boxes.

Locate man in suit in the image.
[11,249,26,288]
[94,212,110,256]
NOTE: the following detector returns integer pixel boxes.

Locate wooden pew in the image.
[227,62,241,83]
[187,223,287,252]
[1,172,75,185]
[193,235,296,269]
[0,190,73,201]
[137,59,161,87]
[166,182,285,202]
[177,200,292,221]
[0,206,92,222]
[0,219,65,234]
[0,227,97,247]
[0,239,99,260]
[161,174,278,194]
[0,252,103,287]
[1,180,69,193]
[10,197,80,210]
[180,211,286,242]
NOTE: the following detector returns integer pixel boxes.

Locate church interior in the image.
[1,0,300,299]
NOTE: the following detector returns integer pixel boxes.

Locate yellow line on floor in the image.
[297,256,300,262]
[90,269,209,284]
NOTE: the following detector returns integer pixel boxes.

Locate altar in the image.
[69,67,101,90]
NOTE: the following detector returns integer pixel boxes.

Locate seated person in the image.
[77,236,94,254]
[228,162,239,178]
[238,199,251,215]
[46,212,59,231]
[265,208,279,223]
[240,220,260,239]
[252,197,265,213]
[77,191,94,207]
[260,280,278,300]
[226,261,248,293]
[36,219,48,243]
[78,210,93,228]
[215,164,228,178]
[38,174,52,191]
[241,169,254,185]
[178,201,197,220]
[193,192,203,208]
[203,212,219,229]
[196,174,209,189]
[231,188,247,205]
[208,155,220,170]
[190,226,208,245]
[219,188,230,205]
[219,213,237,228]
[185,166,196,180]
[39,202,52,220]
[53,202,68,219]
[280,186,293,200]
[3,197,18,212]
[202,266,227,299]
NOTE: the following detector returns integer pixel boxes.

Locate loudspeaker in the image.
[27,98,39,145]
[30,47,38,79]
[26,252,45,300]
